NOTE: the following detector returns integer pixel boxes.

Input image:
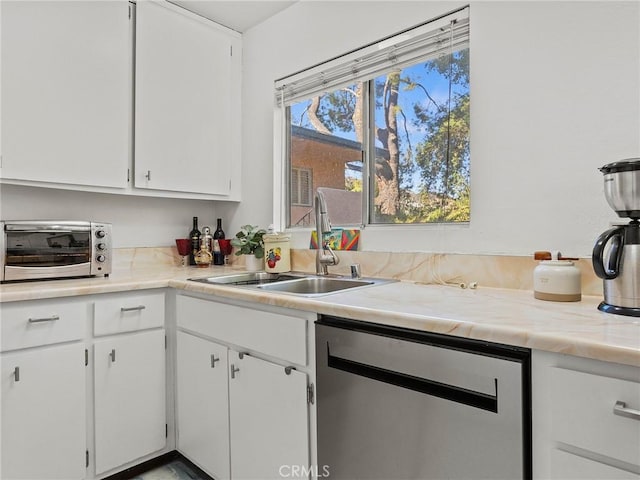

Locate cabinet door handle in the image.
[284,366,295,375]
[13,367,20,382]
[28,315,59,323]
[109,349,116,363]
[211,355,220,368]
[614,401,640,420]
[230,364,239,379]
[144,170,151,181]
[120,305,146,312]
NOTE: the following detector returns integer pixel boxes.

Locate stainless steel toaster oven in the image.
[0,221,112,282]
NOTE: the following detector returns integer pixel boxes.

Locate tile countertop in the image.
[1,265,639,368]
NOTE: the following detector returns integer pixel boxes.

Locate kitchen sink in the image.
[188,272,304,286]
[258,277,375,295]
[188,272,395,296]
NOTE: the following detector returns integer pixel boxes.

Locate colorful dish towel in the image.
[310,229,360,251]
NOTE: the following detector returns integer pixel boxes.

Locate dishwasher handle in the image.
[327,344,498,413]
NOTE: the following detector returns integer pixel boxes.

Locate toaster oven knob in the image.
[96,255,106,263]
[97,243,106,251]
[95,230,106,238]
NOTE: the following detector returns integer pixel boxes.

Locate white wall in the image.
[0,184,220,248]
[237,0,640,256]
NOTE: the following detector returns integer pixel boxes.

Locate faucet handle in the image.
[350,264,362,279]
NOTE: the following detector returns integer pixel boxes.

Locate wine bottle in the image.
[189,217,201,266]
[213,239,224,266]
[213,218,225,240]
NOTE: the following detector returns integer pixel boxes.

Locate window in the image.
[276,7,470,228]
[291,167,313,206]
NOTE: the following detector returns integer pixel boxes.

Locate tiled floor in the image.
[130,459,207,480]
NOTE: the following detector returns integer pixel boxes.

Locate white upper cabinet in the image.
[1,0,241,200]
[0,0,131,189]
[134,1,241,196]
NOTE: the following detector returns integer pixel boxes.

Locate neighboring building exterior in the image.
[290,125,388,227]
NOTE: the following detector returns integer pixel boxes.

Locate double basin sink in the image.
[189,271,395,297]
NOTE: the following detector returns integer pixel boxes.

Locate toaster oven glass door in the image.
[5,230,91,268]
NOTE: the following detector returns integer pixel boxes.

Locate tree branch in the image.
[307,96,331,134]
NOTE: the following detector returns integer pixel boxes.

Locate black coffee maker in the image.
[592,159,640,316]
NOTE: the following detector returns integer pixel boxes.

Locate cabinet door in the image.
[550,449,639,480]
[1,343,86,479]
[176,332,230,480]
[94,329,166,474]
[1,1,130,188]
[229,351,309,480]
[134,1,238,195]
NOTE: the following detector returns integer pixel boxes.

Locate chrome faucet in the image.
[315,190,340,275]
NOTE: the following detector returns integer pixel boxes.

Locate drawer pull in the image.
[211,355,220,368]
[120,305,146,313]
[14,367,20,382]
[614,401,640,420]
[285,366,295,375]
[28,315,60,323]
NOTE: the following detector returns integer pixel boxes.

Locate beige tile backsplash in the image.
[119,247,602,297]
[290,249,602,296]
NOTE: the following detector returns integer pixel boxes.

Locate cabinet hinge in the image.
[307,383,315,405]
[85,349,88,367]
[86,450,89,468]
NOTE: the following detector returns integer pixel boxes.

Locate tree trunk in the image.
[352,84,363,143]
[375,73,400,216]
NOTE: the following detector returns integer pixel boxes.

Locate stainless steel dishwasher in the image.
[316,316,532,480]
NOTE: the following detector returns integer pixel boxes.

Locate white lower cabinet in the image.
[533,351,640,480]
[549,449,639,480]
[176,331,230,479]
[175,294,315,479]
[1,343,86,480]
[0,297,88,480]
[229,350,309,480]
[93,328,167,475]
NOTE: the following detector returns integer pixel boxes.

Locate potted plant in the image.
[230,224,266,271]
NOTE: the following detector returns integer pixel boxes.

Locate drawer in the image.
[1,299,87,352]
[93,291,165,336]
[551,366,640,466]
[176,295,308,365]
[550,448,639,480]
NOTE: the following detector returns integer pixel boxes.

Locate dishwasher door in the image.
[316,317,531,480]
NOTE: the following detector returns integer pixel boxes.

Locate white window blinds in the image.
[275,6,469,106]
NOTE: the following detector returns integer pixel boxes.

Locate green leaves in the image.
[230,225,267,258]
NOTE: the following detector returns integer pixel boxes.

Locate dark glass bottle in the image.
[213,218,225,240]
[189,217,201,266]
[213,239,224,266]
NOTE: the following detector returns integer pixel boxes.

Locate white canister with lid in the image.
[263,229,291,273]
[533,259,582,302]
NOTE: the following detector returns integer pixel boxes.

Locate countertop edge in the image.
[2,270,639,367]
